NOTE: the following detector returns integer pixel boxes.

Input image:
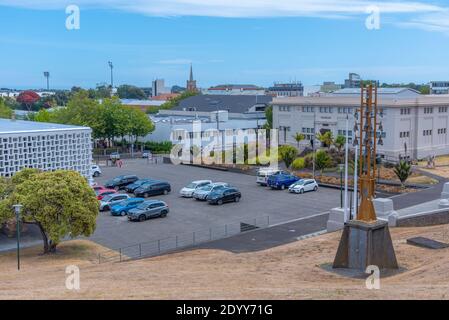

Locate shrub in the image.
[144,141,173,154]
[291,157,306,170]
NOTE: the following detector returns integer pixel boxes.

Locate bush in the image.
[278,145,298,169]
[144,141,173,154]
[291,157,305,170]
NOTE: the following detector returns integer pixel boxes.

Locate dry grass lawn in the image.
[2,225,449,300]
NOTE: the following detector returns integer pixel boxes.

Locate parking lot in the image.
[90,159,341,250]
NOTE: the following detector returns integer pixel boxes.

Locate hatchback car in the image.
[91,165,102,177]
[99,193,130,211]
[288,179,319,194]
[128,200,169,222]
[134,181,171,198]
[110,198,145,216]
[125,179,154,193]
[104,175,139,190]
[180,180,212,198]
[192,182,229,201]
[207,187,242,205]
[267,173,299,190]
[96,189,117,200]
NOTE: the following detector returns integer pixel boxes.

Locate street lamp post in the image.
[338,164,344,208]
[13,204,23,271]
[108,61,114,88]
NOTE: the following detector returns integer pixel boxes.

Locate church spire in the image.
[187,63,197,93]
[189,63,194,82]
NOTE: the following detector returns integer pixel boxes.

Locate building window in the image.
[400,131,410,138]
[400,108,411,115]
[438,128,447,135]
[338,107,353,114]
[302,106,315,113]
[438,107,448,113]
[424,107,434,114]
[423,129,433,136]
[319,107,333,113]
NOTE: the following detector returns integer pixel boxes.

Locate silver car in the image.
[288,179,319,194]
[128,200,169,222]
[192,182,229,201]
[99,193,130,211]
[180,180,212,198]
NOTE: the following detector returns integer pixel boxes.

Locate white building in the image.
[203,84,266,96]
[151,79,170,97]
[0,119,92,179]
[268,82,304,97]
[272,88,449,161]
[430,81,449,95]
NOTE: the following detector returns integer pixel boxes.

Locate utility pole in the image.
[13,204,23,271]
[108,61,114,88]
[43,72,50,90]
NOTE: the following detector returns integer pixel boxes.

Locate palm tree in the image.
[293,132,305,149]
[334,135,346,153]
[394,161,412,188]
[316,131,334,150]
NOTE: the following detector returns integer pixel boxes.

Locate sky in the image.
[1,0,449,89]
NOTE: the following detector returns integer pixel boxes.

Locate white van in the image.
[256,168,284,186]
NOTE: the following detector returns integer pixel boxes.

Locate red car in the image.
[96,189,117,200]
[93,185,108,193]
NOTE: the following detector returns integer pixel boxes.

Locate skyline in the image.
[1,1,449,89]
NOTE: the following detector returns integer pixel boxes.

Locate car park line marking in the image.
[269,211,330,227]
[296,230,327,241]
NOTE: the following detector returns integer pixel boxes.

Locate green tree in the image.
[315,150,332,174]
[291,157,305,170]
[33,108,53,122]
[278,145,298,169]
[117,85,147,100]
[317,131,334,150]
[0,169,99,253]
[0,97,13,119]
[263,106,273,130]
[126,107,155,143]
[334,135,346,153]
[394,160,412,188]
[293,132,305,148]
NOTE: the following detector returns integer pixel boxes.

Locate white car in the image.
[99,193,130,211]
[192,182,229,201]
[92,165,102,177]
[256,168,285,186]
[180,180,212,198]
[288,179,318,194]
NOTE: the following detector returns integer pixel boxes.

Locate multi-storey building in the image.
[268,82,304,97]
[0,119,92,179]
[272,88,449,161]
[430,81,449,95]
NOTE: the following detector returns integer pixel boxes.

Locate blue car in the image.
[267,173,299,190]
[110,198,146,216]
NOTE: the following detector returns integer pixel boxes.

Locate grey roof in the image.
[331,87,421,96]
[175,95,272,113]
[0,119,90,134]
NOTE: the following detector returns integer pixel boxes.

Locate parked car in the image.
[110,198,146,216]
[142,151,152,158]
[207,187,242,205]
[125,179,154,193]
[99,193,130,211]
[180,180,212,198]
[288,179,319,194]
[128,200,169,222]
[104,175,139,190]
[192,182,229,201]
[109,152,121,160]
[267,173,299,190]
[91,165,102,177]
[256,168,285,186]
[134,181,171,198]
[92,185,107,193]
[96,189,117,200]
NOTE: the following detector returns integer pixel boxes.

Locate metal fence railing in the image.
[98,215,270,264]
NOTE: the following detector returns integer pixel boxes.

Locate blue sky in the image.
[1,0,449,89]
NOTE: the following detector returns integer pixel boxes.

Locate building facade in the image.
[0,119,92,179]
[272,92,449,161]
[204,84,265,95]
[268,82,304,97]
[151,79,170,97]
[186,64,198,93]
[430,81,449,95]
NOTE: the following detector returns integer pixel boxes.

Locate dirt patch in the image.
[2,226,449,299]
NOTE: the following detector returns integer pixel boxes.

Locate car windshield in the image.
[293,180,305,186]
[102,195,114,202]
[112,176,124,182]
[186,183,197,189]
[136,203,150,210]
[200,185,213,191]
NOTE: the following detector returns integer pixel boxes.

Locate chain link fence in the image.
[98,215,270,263]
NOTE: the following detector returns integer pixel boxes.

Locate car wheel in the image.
[314,186,318,191]
[163,189,168,195]
[144,192,149,198]
[104,206,110,211]
[280,184,286,190]
[120,211,127,216]
[235,196,240,202]
[115,186,120,191]
[299,189,304,194]
[93,172,99,177]
[217,199,223,205]
[160,210,168,218]
[139,215,146,222]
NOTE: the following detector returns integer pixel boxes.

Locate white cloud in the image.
[157,58,192,65]
[0,0,448,33]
